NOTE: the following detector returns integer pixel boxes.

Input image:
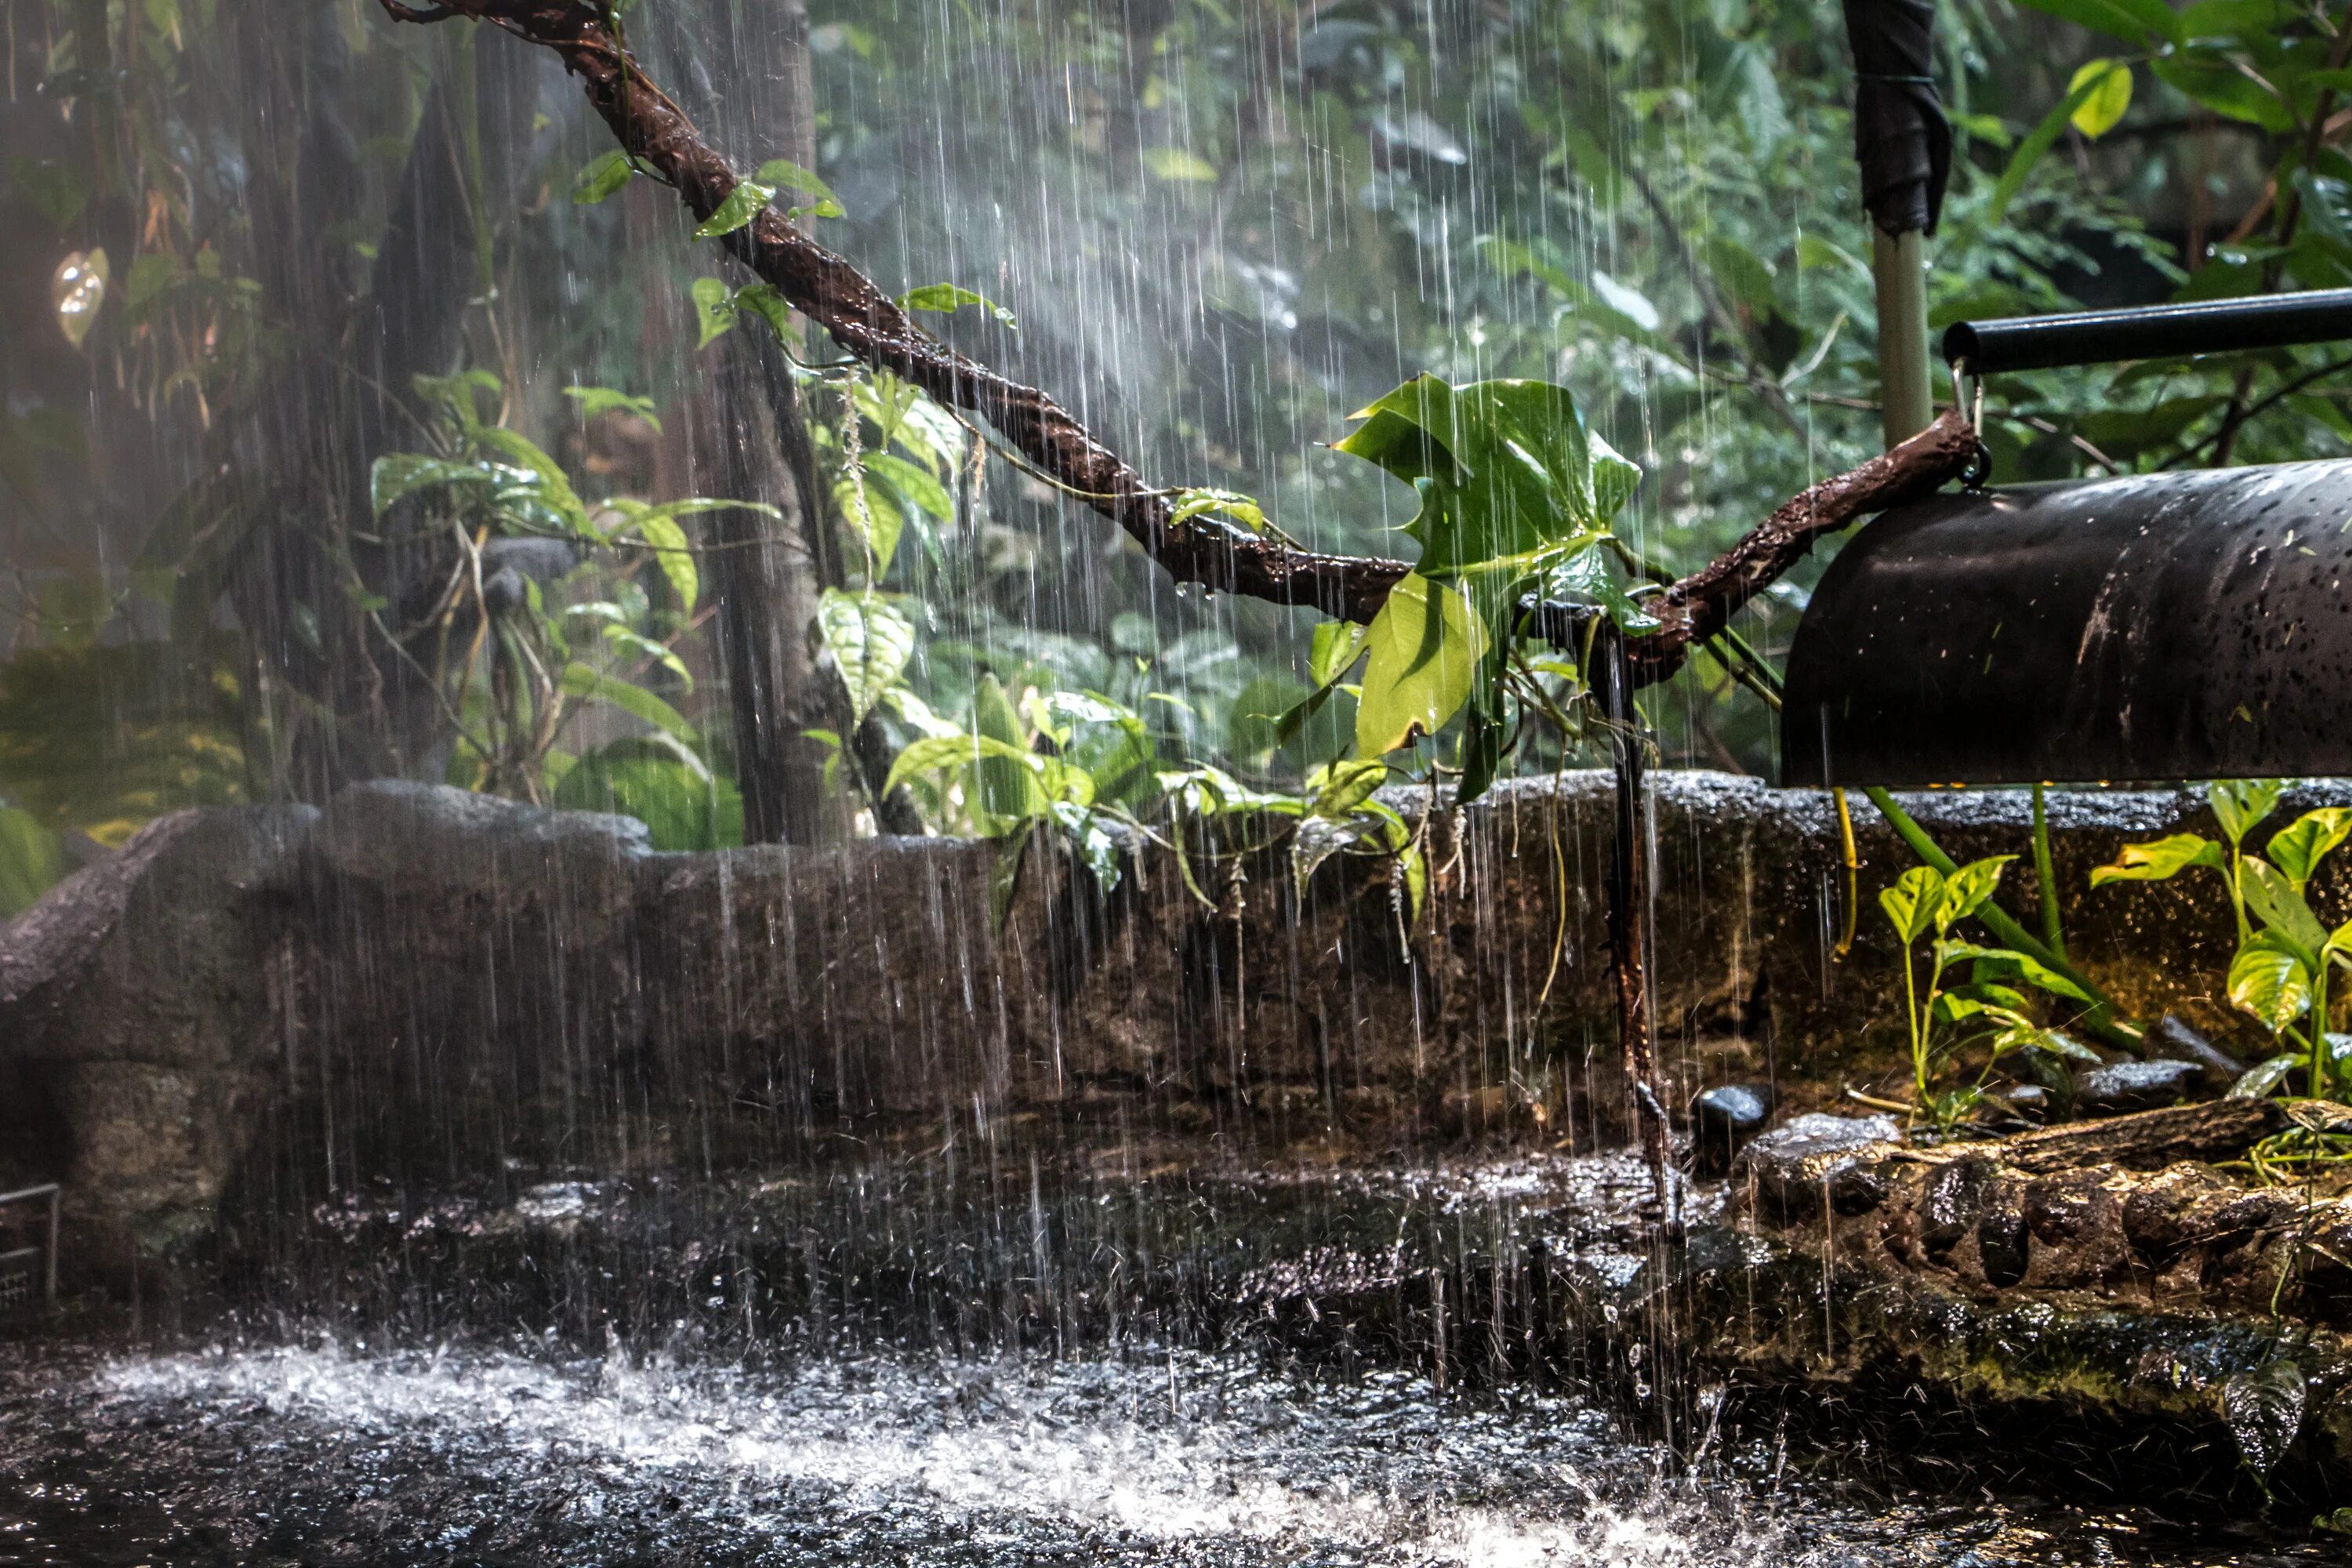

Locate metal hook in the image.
[1949,358,1991,487]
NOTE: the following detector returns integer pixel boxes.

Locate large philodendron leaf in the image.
[1878,865,1946,945]
[1354,572,1487,756]
[818,588,914,724]
[2230,931,2316,1034]
[1331,375,1639,577]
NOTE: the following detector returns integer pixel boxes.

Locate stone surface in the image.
[2073,1058,2206,1114]
[2,771,2346,1274]
[1688,1082,1774,1176]
[1732,1112,1902,1218]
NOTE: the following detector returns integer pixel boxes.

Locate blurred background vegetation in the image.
[1,0,2344,912]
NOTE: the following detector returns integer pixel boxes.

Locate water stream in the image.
[2,1150,2337,1565]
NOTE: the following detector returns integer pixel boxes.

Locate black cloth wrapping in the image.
[1842,0,1951,237]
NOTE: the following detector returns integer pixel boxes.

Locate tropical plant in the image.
[2094,781,2352,1101]
[1875,855,2102,1126]
[366,370,756,841]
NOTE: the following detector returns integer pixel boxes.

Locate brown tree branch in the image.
[372,0,1974,689]
[1627,408,1977,680]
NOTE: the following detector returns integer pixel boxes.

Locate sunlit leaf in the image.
[2229,1052,2301,1099]
[2066,59,2133,139]
[1142,147,1219,182]
[2210,779,2284,845]
[1354,572,1485,755]
[2229,930,2316,1033]
[2090,833,2225,887]
[2267,806,2352,893]
[753,158,838,203]
[898,282,1018,328]
[1935,854,2016,932]
[694,179,774,238]
[572,150,634,205]
[691,276,735,347]
[2242,856,2330,953]
[818,588,916,724]
[1878,865,1945,945]
[559,662,698,745]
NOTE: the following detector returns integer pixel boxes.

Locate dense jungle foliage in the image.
[4,0,2350,969]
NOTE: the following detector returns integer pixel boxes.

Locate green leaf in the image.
[5,154,89,233]
[2210,779,2285,845]
[1309,757,1388,818]
[559,662,698,745]
[898,282,1018,329]
[562,384,661,434]
[1704,234,1777,315]
[572,150,634,205]
[1354,572,1485,755]
[2091,833,2226,887]
[2230,930,2316,1033]
[818,589,915,724]
[2266,807,2352,892]
[2183,0,2290,41]
[1935,854,2016,932]
[1938,940,2093,1003]
[2229,1052,2301,1098]
[1142,147,1219,182]
[694,179,774,238]
[975,673,1047,827]
[2016,0,2184,46]
[1169,486,1266,535]
[472,426,591,535]
[752,158,838,203]
[867,452,954,522]
[1310,619,1370,687]
[730,283,794,339]
[1049,800,1124,894]
[691,276,736,347]
[1989,73,2109,225]
[368,452,497,517]
[2243,856,2331,953]
[598,622,691,688]
[1334,375,1635,577]
[2067,59,2134,139]
[1879,866,1946,945]
[2031,1029,2107,1065]
[625,510,697,615]
[552,737,733,851]
[0,805,65,918]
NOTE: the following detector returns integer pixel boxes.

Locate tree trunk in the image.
[706,328,844,845]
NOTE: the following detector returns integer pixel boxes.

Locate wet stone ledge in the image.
[4,773,2351,1279]
[1697,1102,2352,1494]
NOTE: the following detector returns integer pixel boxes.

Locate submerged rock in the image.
[2147,1013,2247,1087]
[2074,1058,2206,1114]
[1733,1112,1901,1218]
[1688,1083,1775,1176]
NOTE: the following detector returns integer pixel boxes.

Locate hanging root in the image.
[373,0,1975,670]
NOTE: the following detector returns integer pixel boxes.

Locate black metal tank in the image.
[1780,459,2352,786]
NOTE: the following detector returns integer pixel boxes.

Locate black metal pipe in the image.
[1943,288,2352,374]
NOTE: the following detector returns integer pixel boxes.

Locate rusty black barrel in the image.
[1780,459,2352,786]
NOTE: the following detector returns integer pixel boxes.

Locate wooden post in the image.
[1872,227,1934,445]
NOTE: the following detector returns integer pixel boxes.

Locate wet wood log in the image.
[1998,1098,2288,1174]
